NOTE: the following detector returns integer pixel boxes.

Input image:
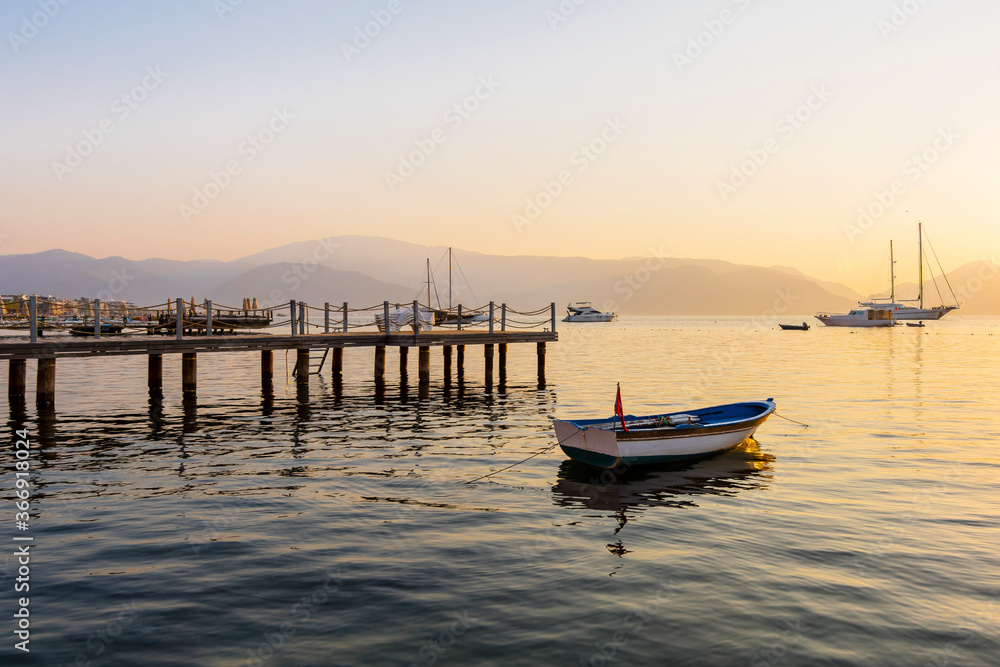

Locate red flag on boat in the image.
[614,383,628,432]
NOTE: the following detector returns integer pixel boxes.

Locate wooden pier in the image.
[2,298,558,407]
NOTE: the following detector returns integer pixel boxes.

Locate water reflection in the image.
[551,439,775,513]
[552,439,775,562]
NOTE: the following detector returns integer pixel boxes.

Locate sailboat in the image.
[815,241,899,327]
[859,222,960,320]
[428,248,489,326]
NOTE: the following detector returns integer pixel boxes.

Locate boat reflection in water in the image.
[551,439,775,556]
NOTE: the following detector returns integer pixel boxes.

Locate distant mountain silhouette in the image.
[209,264,413,309]
[14,235,996,315]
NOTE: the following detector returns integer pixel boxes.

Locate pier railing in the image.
[0,296,558,341]
[2,297,558,406]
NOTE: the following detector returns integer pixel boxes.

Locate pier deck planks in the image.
[0,330,557,360]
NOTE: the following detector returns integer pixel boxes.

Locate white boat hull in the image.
[858,304,956,320]
[815,316,896,327]
[563,313,615,322]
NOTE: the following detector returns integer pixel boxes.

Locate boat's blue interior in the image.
[565,400,774,430]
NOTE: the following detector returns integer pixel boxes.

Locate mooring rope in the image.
[775,413,810,427]
[464,441,563,484]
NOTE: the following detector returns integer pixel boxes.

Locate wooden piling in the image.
[443,345,452,381]
[148,354,163,390]
[537,342,546,384]
[399,345,408,379]
[296,348,309,384]
[261,350,274,380]
[182,353,197,393]
[418,346,430,385]
[332,348,343,378]
[457,345,465,383]
[36,358,55,407]
[484,344,494,389]
[8,359,26,398]
[374,346,386,382]
[499,343,507,387]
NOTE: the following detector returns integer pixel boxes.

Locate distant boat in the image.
[859,223,959,320]
[906,321,926,328]
[815,307,896,328]
[553,399,776,468]
[562,302,615,322]
[779,322,810,331]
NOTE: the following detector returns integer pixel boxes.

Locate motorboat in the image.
[562,302,615,322]
[815,308,896,327]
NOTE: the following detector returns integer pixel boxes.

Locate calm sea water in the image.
[2,316,999,666]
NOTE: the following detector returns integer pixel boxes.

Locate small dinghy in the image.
[779,322,810,331]
[905,321,926,328]
[552,386,776,469]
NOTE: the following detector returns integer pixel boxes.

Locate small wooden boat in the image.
[779,322,810,331]
[906,321,926,328]
[552,399,776,468]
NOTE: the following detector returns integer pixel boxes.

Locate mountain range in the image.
[2,236,996,315]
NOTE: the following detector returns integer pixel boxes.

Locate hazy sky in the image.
[2,0,997,291]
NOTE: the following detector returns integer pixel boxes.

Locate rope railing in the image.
[1,297,557,339]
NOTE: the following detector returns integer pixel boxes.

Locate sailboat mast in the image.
[890,240,895,303]
[918,222,924,309]
[426,258,431,309]
[448,247,452,311]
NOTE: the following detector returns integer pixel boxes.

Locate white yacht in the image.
[562,302,616,322]
[815,308,896,328]
[859,223,959,320]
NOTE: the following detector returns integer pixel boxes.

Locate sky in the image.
[1,0,997,292]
